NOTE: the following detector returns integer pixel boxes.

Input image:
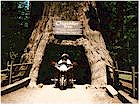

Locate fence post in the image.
[9,61,13,84]
[115,61,118,70]
[113,67,115,87]
[7,61,9,69]
[113,61,119,89]
[132,66,135,98]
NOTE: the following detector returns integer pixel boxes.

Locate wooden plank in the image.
[54,29,82,35]
[7,61,9,69]
[107,65,138,74]
[54,28,82,31]
[8,63,33,67]
[54,29,82,32]
[53,21,82,29]
[105,63,115,70]
[132,66,136,98]
[118,90,138,104]
[1,69,10,72]
[119,78,132,83]
[53,21,82,35]
[115,70,138,75]
[54,30,82,35]
[116,70,132,75]
[14,69,28,72]
[109,69,136,75]
[106,85,118,97]
[115,61,118,70]
[53,21,82,27]
[9,62,13,84]
[1,77,30,92]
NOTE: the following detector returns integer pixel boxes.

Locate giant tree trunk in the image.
[20,1,114,88]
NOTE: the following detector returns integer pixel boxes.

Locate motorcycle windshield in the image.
[59,64,68,71]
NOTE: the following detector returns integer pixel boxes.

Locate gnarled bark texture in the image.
[19,1,114,88]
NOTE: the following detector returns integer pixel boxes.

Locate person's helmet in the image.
[61,53,70,59]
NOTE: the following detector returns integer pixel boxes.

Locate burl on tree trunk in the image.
[20,1,113,88]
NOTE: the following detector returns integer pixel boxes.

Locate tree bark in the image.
[20,1,114,88]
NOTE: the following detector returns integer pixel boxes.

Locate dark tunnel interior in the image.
[37,44,91,85]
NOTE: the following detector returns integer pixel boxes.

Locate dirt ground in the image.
[1,84,122,104]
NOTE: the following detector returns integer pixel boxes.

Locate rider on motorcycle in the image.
[55,53,73,71]
[51,53,76,88]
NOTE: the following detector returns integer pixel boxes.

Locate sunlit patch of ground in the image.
[1,84,121,104]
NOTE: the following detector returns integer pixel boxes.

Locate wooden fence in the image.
[1,60,138,98]
[1,61,33,85]
[107,62,138,98]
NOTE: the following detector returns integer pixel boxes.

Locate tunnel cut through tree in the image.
[37,44,91,85]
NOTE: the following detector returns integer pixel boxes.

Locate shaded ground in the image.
[1,85,121,104]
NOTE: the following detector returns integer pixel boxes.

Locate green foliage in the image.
[98,1,138,70]
[1,1,30,69]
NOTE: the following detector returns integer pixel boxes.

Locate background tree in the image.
[96,1,138,71]
[1,1,30,69]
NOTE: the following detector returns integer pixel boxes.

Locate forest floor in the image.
[1,84,122,104]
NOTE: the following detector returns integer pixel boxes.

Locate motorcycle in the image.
[51,62,75,90]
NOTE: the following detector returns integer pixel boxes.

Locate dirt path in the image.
[1,85,121,104]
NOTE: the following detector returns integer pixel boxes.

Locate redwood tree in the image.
[20,1,114,88]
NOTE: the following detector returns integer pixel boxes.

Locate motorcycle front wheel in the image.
[60,76,68,90]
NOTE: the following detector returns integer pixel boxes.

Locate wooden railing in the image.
[107,62,138,98]
[1,61,33,85]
